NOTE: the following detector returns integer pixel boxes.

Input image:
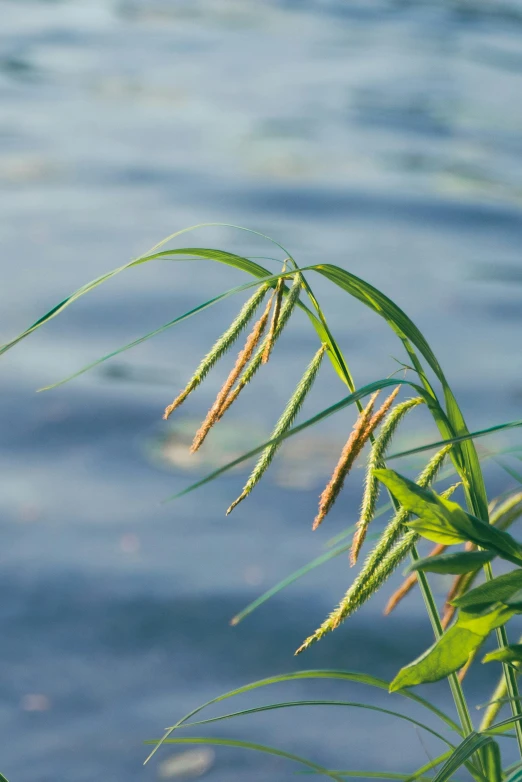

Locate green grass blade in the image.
[143,669,462,764]
[38,278,271,391]
[404,752,453,782]
[177,700,457,749]
[230,539,354,626]
[387,421,522,461]
[430,734,493,782]
[300,773,436,780]
[142,736,345,782]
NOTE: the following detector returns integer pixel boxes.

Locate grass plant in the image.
[5,223,522,780]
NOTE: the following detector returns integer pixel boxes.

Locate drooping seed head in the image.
[190,292,274,453]
[296,450,454,654]
[312,392,379,531]
[163,284,269,420]
[216,273,304,418]
[226,344,327,515]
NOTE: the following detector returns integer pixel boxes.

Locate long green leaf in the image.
[407,551,496,576]
[376,469,522,565]
[453,570,522,610]
[430,733,494,782]
[388,421,522,461]
[483,645,522,664]
[179,700,456,749]
[403,752,454,782]
[144,670,461,764]
[142,736,345,782]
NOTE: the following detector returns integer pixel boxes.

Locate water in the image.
[1,1,522,779]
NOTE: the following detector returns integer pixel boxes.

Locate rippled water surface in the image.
[2,1,522,779]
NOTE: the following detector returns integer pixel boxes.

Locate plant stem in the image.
[483,560,522,757]
[410,546,475,737]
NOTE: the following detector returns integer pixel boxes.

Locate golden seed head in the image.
[190,293,275,453]
[163,284,269,420]
[312,392,379,531]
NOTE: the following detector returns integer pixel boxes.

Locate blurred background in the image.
[1,1,522,780]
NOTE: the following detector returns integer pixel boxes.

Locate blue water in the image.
[2,1,522,779]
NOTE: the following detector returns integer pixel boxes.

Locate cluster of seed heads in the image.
[163,272,517,655]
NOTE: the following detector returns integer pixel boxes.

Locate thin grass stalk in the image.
[312,393,379,531]
[409,543,477,747]
[486,493,522,751]
[216,274,303,419]
[351,395,423,564]
[479,653,522,733]
[295,448,452,653]
[191,293,274,452]
[226,344,326,515]
[163,284,269,420]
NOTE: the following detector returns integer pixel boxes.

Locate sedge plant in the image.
[5,224,522,781]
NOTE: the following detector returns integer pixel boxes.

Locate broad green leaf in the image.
[453,570,522,609]
[407,550,495,575]
[144,669,461,764]
[483,645,522,664]
[390,607,514,691]
[143,736,345,782]
[375,469,522,565]
[0,775,8,782]
[429,733,494,782]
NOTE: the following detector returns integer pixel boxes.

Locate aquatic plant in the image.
[5,223,522,781]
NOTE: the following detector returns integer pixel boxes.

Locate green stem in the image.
[483,562,522,757]
[410,547,486,782]
[410,546,475,738]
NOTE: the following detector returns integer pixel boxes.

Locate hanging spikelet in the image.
[295,447,452,655]
[383,542,446,616]
[350,386,414,567]
[351,396,424,566]
[312,393,379,532]
[226,344,327,515]
[190,292,275,453]
[262,270,286,364]
[216,273,304,420]
[163,284,269,420]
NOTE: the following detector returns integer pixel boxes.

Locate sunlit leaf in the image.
[407,550,495,575]
[452,570,522,610]
[483,645,522,664]
[375,469,522,564]
[390,607,514,691]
